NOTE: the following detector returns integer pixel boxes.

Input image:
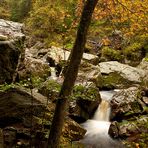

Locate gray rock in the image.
[99,61,145,89]
[0,19,25,84]
[40,46,99,65]
[0,34,8,41]
[137,58,148,72]
[18,57,51,80]
[0,19,24,40]
[110,87,144,120]
[109,116,148,138]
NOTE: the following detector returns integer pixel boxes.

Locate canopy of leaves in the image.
[26,0,79,47]
[0,0,10,19]
[0,0,147,49]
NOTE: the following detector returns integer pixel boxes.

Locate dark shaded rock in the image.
[3,127,17,148]
[0,19,25,84]
[69,83,101,122]
[0,87,48,128]
[0,129,3,148]
[108,121,119,138]
[109,86,148,147]
[0,86,86,146]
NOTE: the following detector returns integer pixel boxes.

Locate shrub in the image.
[101,46,123,61]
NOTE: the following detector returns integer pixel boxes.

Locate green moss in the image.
[101,72,132,89]
[119,115,148,148]
[38,79,61,100]
[45,79,61,92]
[144,57,148,61]
[101,46,123,61]
[139,133,148,148]
[143,106,148,113]
[0,83,15,92]
[18,76,45,89]
[123,42,143,61]
[72,84,100,101]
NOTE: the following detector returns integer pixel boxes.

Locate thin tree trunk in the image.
[48,0,98,147]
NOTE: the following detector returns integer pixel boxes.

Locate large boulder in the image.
[99,61,145,89]
[0,87,48,128]
[0,19,25,84]
[109,116,148,138]
[33,46,99,65]
[0,86,86,147]
[110,87,146,120]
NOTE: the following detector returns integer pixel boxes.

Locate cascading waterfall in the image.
[50,67,57,80]
[93,100,110,121]
[80,90,122,148]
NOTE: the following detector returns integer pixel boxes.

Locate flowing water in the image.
[49,67,57,80]
[80,90,122,148]
[49,68,122,147]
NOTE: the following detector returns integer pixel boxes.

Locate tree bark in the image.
[48,0,99,147]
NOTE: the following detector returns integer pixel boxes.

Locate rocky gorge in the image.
[0,19,148,148]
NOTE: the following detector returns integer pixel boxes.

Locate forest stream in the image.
[80,90,123,148]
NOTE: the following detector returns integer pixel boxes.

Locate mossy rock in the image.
[101,72,133,89]
[72,83,101,101]
[69,83,101,121]
[18,57,51,82]
[78,61,102,87]
[38,79,61,101]
[101,46,124,62]
[109,116,148,148]
[123,42,144,65]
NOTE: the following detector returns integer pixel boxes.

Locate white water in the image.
[50,67,57,80]
[80,90,122,148]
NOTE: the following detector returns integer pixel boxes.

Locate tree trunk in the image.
[48,0,99,147]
